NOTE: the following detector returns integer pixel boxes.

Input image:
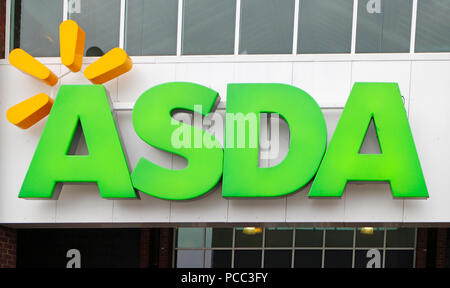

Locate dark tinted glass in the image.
[126,0,178,55]
[204,250,232,268]
[325,228,354,247]
[355,249,383,268]
[356,0,413,53]
[415,0,450,52]
[264,250,292,268]
[324,250,353,268]
[295,228,323,247]
[207,228,233,248]
[385,250,414,268]
[69,0,121,56]
[298,0,353,53]
[356,228,384,247]
[235,228,263,247]
[239,0,295,54]
[265,228,293,248]
[294,250,322,268]
[234,250,262,268]
[182,0,236,55]
[386,228,415,248]
[12,0,63,57]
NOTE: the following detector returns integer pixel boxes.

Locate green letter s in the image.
[131,82,223,200]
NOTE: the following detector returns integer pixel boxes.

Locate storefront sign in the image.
[5,21,428,201]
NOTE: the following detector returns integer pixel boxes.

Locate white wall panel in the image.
[117,64,176,102]
[0,65,59,223]
[351,61,412,113]
[292,62,352,107]
[404,61,450,222]
[175,63,234,101]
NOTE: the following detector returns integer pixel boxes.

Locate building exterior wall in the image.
[0,226,16,268]
[1,56,450,225]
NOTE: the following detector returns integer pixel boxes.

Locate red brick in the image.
[0,226,16,268]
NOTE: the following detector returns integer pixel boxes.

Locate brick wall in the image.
[436,228,447,268]
[159,228,173,268]
[0,0,5,59]
[0,226,17,268]
[415,228,428,268]
[139,229,150,268]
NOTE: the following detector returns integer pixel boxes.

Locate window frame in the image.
[2,0,450,63]
[174,226,417,268]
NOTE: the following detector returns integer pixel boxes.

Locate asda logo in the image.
[18,81,428,201]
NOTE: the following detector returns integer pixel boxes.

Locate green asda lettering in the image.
[19,82,428,200]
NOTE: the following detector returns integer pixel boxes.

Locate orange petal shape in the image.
[6,93,54,129]
[84,48,132,84]
[60,20,85,72]
[9,49,58,86]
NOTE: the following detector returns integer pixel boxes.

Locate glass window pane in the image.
[68,0,120,56]
[1,0,5,59]
[295,228,323,247]
[356,0,412,53]
[325,228,354,248]
[234,250,262,268]
[385,250,414,268]
[177,228,204,248]
[265,228,293,248]
[324,250,353,268]
[182,0,236,55]
[356,227,384,248]
[386,228,415,248]
[294,250,322,268]
[235,227,263,247]
[176,250,203,268]
[239,0,295,54]
[204,250,232,268]
[415,0,450,52]
[298,0,353,53]
[11,0,63,57]
[125,0,178,56]
[264,250,292,268]
[355,249,383,268]
[206,228,233,248]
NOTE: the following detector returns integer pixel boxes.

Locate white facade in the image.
[1,53,450,226]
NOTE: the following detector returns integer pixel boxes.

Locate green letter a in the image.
[19,85,136,199]
[309,83,428,198]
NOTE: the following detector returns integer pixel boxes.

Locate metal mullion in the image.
[176,0,183,56]
[410,0,418,53]
[321,229,326,268]
[233,0,241,55]
[413,228,417,268]
[119,0,126,49]
[350,0,359,54]
[352,228,356,268]
[383,227,387,268]
[63,0,68,21]
[172,228,177,268]
[292,0,299,55]
[261,227,266,268]
[5,0,11,58]
[291,226,296,268]
[202,227,206,268]
[231,228,235,268]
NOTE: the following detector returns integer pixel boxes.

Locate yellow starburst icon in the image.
[6,20,133,129]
